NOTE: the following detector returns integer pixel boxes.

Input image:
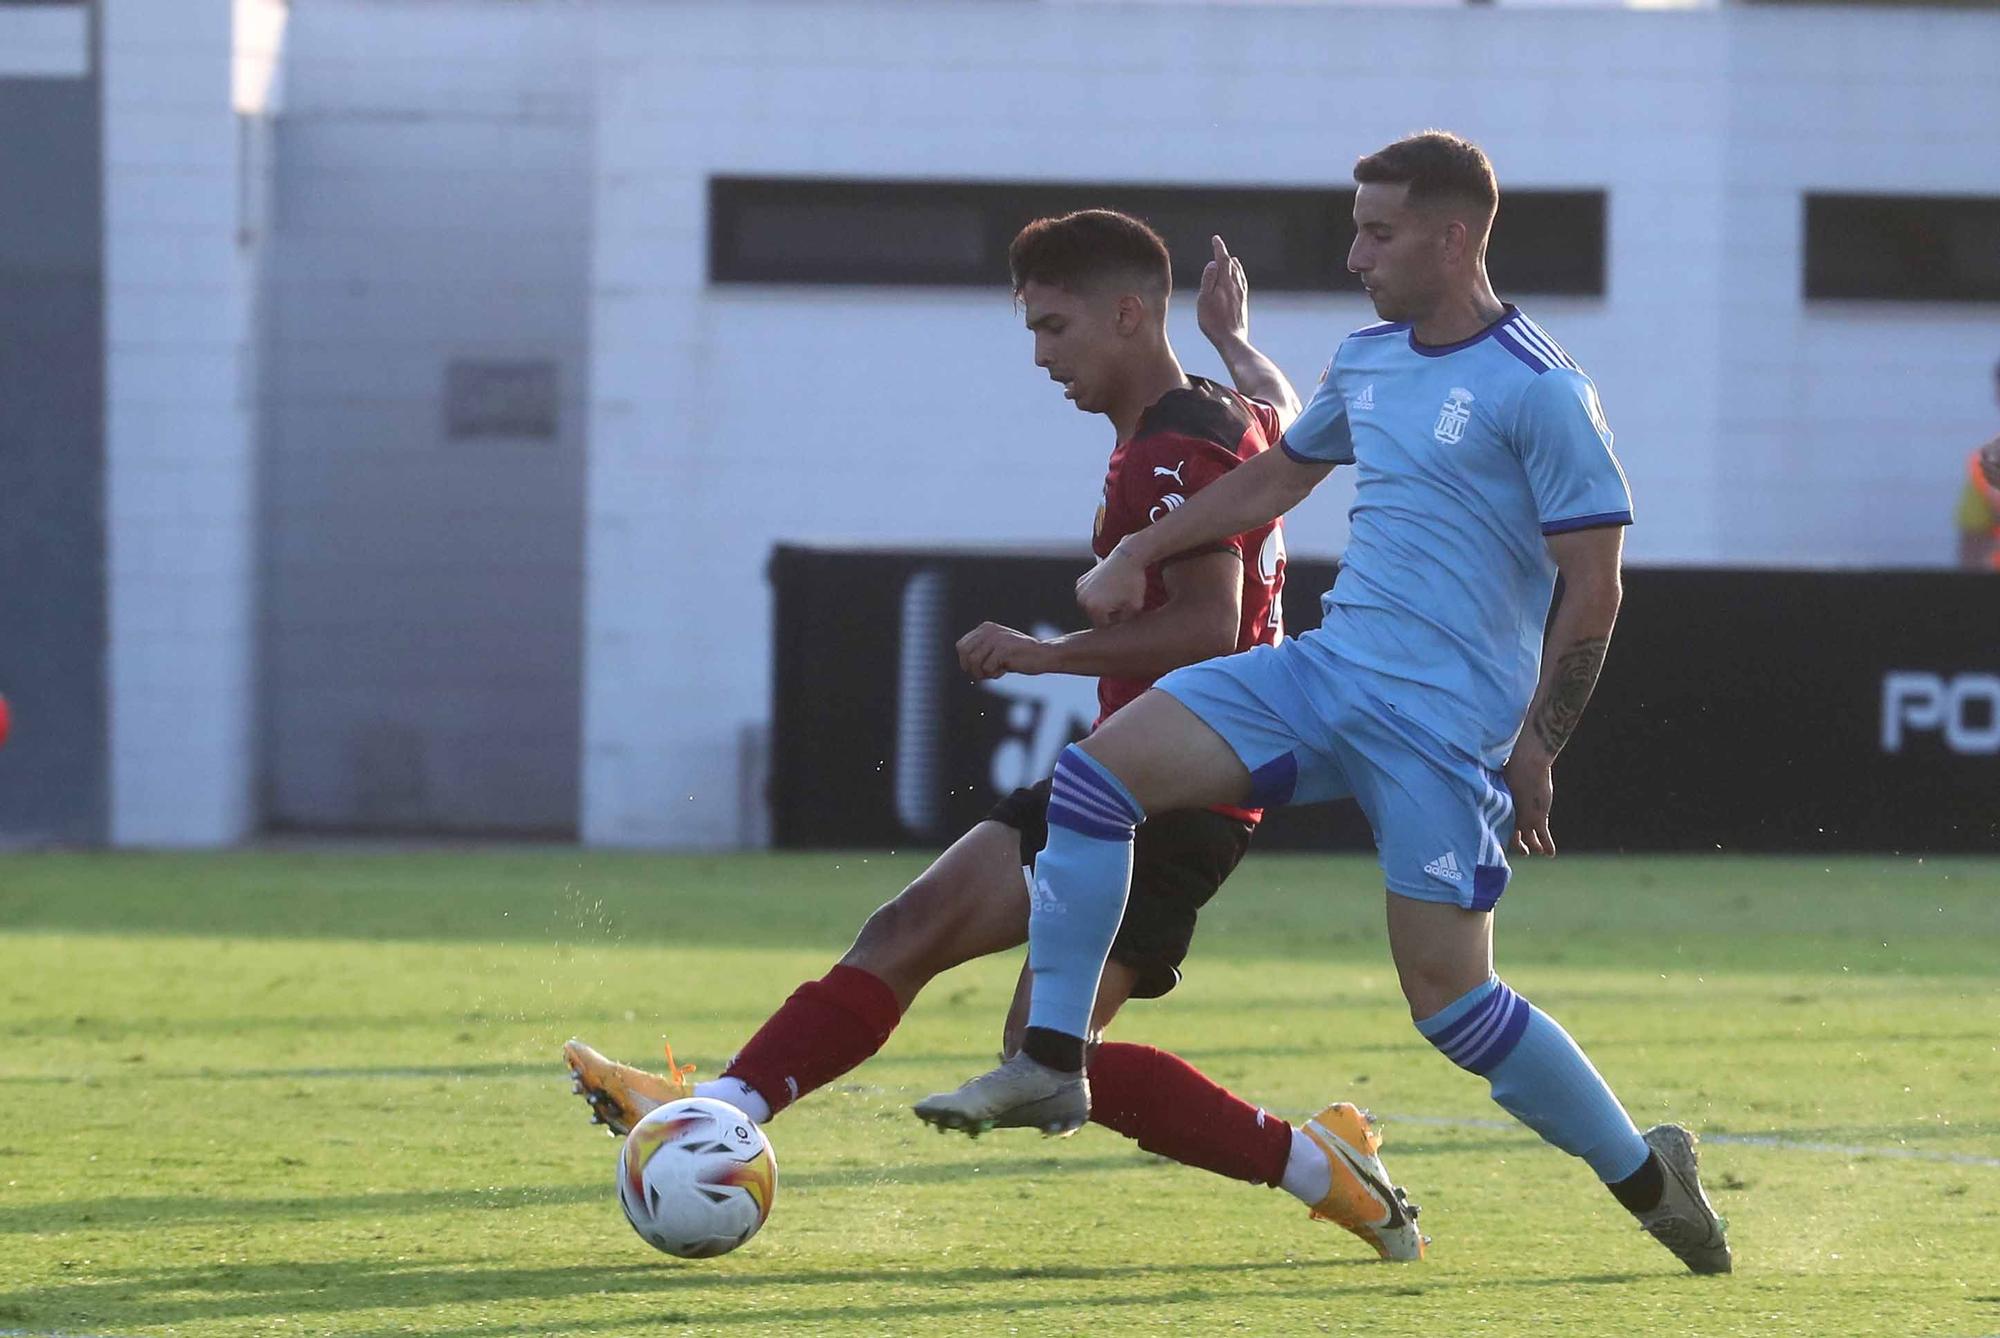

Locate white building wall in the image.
[255,1,590,834]
[102,0,259,845]
[1717,10,2000,563]
[584,0,2000,846]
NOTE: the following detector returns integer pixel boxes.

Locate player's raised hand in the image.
[1076,548,1147,627]
[1196,234,1249,349]
[956,621,1051,680]
[1981,434,2000,490]
[1503,751,1557,858]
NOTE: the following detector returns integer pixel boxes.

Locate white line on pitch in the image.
[1376,1113,2000,1169]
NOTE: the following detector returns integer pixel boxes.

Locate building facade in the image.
[1,0,1994,847]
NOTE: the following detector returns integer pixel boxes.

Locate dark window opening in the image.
[1805,193,2000,303]
[710,177,1606,297]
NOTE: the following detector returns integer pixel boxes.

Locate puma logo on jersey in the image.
[1257,526,1284,584]
[1153,462,1186,485]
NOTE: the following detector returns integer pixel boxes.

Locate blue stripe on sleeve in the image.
[1541,509,1633,536]
[1494,328,1552,374]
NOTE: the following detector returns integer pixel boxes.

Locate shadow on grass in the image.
[1,1155,1183,1235]
[0,1251,1654,1335]
[0,1003,1409,1044]
[0,1036,1429,1083]
[0,1008,798,1043]
[5,851,1993,988]
[352,1268,1663,1338]
[0,850,949,951]
[0,1183,604,1236]
[0,1060,555,1085]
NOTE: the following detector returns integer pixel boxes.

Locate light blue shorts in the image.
[1155,637,1514,910]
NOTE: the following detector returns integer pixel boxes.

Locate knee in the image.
[1051,743,1147,828]
[1386,895,1493,1020]
[1398,958,1486,1024]
[1414,977,1529,1078]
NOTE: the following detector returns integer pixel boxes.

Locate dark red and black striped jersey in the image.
[1091,375,1286,727]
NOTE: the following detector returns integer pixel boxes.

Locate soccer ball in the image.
[617,1097,777,1258]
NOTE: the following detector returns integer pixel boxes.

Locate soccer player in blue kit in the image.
[916,131,1733,1274]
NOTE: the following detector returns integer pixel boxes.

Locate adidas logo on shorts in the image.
[1423,852,1465,884]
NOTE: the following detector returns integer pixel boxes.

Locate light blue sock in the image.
[1417,976,1650,1183]
[1024,745,1146,1040]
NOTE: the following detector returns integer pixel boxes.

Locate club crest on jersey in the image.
[1433,387,1475,444]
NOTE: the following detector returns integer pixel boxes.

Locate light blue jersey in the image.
[1034,311,1662,1197]
[1155,303,1631,906]
[1281,305,1633,767]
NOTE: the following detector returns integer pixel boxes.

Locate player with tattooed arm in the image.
[917,132,1732,1275]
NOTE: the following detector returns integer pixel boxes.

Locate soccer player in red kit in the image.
[566,212,1423,1260]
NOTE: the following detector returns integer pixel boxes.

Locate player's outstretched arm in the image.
[1080,445,1330,626]
[956,551,1241,681]
[1505,525,1624,857]
[1197,234,1303,431]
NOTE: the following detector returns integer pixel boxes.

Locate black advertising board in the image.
[1557,568,1997,853]
[769,546,1998,855]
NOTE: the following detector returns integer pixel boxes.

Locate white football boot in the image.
[913,1052,1089,1137]
[1634,1124,1732,1274]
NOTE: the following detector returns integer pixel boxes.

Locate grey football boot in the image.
[913,1052,1089,1137]
[1635,1123,1733,1274]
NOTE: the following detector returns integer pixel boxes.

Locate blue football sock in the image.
[1024,745,1146,1043]
[1418,976,1650,1183]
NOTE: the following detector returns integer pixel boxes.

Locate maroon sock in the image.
[1089,1042,1294,1188]
[720,965,903,1118]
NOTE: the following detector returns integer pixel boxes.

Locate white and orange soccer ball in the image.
[617,1097,777,1258]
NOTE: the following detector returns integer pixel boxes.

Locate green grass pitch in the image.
[2,849,1997,1336]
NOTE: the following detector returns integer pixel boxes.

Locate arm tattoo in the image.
[1531,636,1609,756]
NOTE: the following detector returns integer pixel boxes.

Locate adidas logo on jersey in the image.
[1423,852,1465,883]
[1350,384,1375,412]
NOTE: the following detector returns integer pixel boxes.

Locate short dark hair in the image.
[1354,130,1499,220]
[1008,209,1172,299]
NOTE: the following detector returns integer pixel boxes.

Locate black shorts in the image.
[986,778,1254,1000]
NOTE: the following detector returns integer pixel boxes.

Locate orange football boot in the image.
[1302,1102,1427,1261]
[563,1038,695,1136]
